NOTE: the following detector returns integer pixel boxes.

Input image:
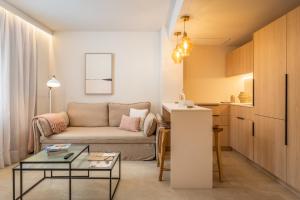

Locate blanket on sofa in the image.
[28,117,41,153]
[28,113,68,153]
[39,113,67,134]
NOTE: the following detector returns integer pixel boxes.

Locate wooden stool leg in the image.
[157,130,162,167]
[215,133,223,182]
[159,130,167,181]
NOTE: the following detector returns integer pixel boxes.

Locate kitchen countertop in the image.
[162,102,211,112]
[195,102,221,106]
[195,102,254,108]
[230,103,254,107]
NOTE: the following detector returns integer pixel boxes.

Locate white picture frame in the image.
[85,53,113,94]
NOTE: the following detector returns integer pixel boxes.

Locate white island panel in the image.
[162,103,213,189]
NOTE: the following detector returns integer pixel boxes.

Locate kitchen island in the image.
[162,103,213,189]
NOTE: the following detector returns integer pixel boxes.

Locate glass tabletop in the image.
[15,152,120,170]
[21,144,89,163]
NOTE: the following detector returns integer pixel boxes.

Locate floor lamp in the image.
[47,75,61,113]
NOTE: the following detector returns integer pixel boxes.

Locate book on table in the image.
[45,144,71,154]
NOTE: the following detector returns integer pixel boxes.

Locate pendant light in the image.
[180,15,192,57]
[172,32,183,64]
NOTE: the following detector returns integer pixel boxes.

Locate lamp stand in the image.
[49,87,52,113]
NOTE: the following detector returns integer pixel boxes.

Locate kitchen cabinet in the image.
[253,14,287,182]
[227,5,300,192]
[240,41,254,74]
[254,115,286,181]
[254,15,286,119]
[236,119,254,160]
[287,6,300,191]
[226,52,234,76]
[226,48,240,76]
[230,116,238,150]
[230,105,254,160]
[226,41,253,77]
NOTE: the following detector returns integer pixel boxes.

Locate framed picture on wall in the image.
[85,53,113,94]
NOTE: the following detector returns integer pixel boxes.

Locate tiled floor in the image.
[0,151,299,200]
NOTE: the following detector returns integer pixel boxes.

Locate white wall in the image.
[159,28,183,105]
[52,32,160,112]
[184,45,251,103]
[36,32,52,114]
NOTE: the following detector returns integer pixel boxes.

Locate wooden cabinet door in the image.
[254,16,287,119]
[230,117,238,150]
[287,6,300,191]
[236,119,254,160]
[240,41,254,74]
[254,115,286,181]
[226,52,234,76]
[226,41,253,77]
[218,126,230,147]
[232,48,241,75]
[226,49,241,76]
[203,104,230,148]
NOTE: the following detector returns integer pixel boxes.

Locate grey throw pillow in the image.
[143,113,157,136]
[37,118,53,137]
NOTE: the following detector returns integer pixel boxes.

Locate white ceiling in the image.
[5,0,300,46]
[5,0,172,31]
[175,0,300,46]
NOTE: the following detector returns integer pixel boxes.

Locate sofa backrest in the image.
[108,102,151,127]
[67,102,108,127]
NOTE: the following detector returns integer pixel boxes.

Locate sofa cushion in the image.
[129,108,149,130]
[37,118,53,137]
[40,127,155,144]
[67,102,108,127]
[144,113,157,136]
[108,102,151,127]
[119,115,140,132]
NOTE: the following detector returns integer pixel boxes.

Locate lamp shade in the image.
[180,33,192,57]
[47,75,61,88]
[172,45,183,63]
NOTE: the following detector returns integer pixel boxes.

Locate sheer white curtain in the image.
[0,7,37,168]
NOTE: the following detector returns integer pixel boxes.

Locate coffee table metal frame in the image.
[12,145,121,200]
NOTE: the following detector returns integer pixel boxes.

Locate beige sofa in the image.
[33,102,156,160]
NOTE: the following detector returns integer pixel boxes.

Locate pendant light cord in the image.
[183,19,186,34]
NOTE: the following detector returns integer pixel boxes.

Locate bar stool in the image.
[213,125,223,182]
[156,120,171,181]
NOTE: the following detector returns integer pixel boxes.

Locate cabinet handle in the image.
[285,74,288,146]
[252,122,255,137]
[213,114,220,117]
[237,117,245,120]
[253,78,255,106]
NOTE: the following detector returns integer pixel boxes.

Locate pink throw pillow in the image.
[119,115,140,132]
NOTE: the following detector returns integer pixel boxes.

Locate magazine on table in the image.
[89,161,112,168]
[88,152,116,161]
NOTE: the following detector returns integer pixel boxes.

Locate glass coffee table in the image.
[12,145,121,200]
